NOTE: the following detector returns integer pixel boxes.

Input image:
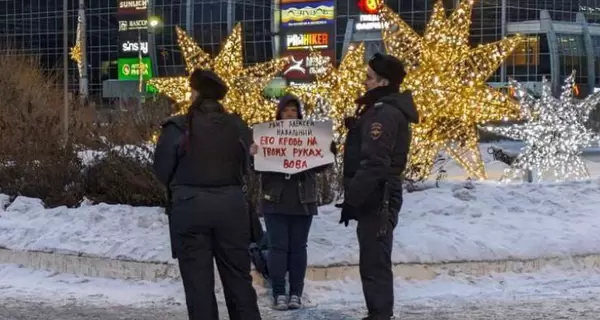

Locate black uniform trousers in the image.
[170,186,261,320]
[356,206,398,319]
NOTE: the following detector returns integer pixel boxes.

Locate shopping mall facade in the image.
[1,0,600,100]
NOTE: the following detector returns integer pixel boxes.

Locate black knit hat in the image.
[189,69,228,100]
[368,53,407,87]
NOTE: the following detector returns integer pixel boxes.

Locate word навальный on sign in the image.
[252,119,334,174]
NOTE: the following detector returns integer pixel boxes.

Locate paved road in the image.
[1,296,599,320]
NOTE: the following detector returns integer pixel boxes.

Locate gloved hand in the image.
[344,116,357,129]
[330,141,338,156]
[336,202,358,227]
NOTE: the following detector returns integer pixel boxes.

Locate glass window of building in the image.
[505,35,552,84]
[579,0,600,24]
[591,36,600,88]
[0,0,595,99]
[556,34,588,95]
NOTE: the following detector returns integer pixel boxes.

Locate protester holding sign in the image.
[250,94,336,311]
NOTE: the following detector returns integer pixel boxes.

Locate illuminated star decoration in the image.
[70,17,84,77]
[148,24,288,125]
[288,43,367,145]
[378,0,523,180]
[482,71,600,182]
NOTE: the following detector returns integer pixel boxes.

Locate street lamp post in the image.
[138,28,143,93]
[63,0,69,146]
[78,0,88,102]
[137,17,161,109]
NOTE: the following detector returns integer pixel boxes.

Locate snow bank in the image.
[1,178,600,266]
[312,179,600,266]
[393,179,600,264]
[0,197,170,262]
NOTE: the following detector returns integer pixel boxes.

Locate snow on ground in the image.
[2,177,600,266]
[0,194,9,212]
[0,264,181,307]
[0,197,171,262]
[1,141,600,266]
[2,263,600,312]
[77,144,153,166]
[315,178,600,265]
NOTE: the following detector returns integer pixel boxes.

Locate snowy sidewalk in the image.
[2,263,600,319]
[3,297,598,320]
[2,178,600,267]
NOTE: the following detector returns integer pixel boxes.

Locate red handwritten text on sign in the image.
[253,119,334,174]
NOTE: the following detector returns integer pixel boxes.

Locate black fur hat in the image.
[368,53,407,87]
[189,69,228,100]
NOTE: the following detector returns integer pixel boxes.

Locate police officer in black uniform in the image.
[153,69,261,320]
[339,54,419,320]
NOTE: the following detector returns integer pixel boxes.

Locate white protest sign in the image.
[253,119,334,174]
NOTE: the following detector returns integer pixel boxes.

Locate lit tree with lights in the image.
[288,43,367,143]
[482,71,600,182]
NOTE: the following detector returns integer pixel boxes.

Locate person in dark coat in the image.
[338,53,419,320]
[153,69,261,320]
[249,94,335,311]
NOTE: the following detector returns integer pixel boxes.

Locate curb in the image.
[1,249,600,283]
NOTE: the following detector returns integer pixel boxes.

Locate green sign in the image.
[146,83,159,93]
[263,77,287,98]
[118,57,153,81]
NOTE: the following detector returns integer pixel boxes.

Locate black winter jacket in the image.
[343,89,419,212]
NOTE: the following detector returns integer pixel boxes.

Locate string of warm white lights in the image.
[378,0,523,180]
[69,19,84,77]
[288,43,367,151]
[148,24,288,125]
[482,71,600,182]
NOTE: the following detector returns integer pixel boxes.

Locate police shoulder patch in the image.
[370,122,383,140]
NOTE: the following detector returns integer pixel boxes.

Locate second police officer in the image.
[339,53,419,320]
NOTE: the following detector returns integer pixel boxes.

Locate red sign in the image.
[358,0,379,14]
[281,49,335,83]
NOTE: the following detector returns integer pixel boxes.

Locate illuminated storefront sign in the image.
[355,0,386,31]
[355,14,387,31]
[357,0,378,14]
[281,1,335,27]
[118,19,148,31]
[121,40,149,55]
[117,0,150,59]
[119,0,147,11]
[281,50,335,82]
[286,32,329,50]
[279,0,336,83]
[118,57,153,80]
[118,0,147,15]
